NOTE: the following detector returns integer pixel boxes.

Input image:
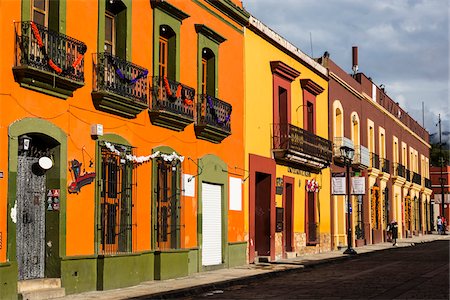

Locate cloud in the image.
[243,0,449,134]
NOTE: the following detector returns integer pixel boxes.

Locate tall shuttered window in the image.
[155,158,180,250]
[99,144,135,254]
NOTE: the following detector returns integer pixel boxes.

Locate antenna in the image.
[422,101,424,127]
[309,32,314,57]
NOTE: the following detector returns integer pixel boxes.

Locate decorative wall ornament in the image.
[68,159,95,194]
[306,179,319,193]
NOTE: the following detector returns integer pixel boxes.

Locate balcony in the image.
[394,163,406,178]
[13,21,86,99]
[381,158,390,173]
[273,124,332,172]
[149,76,195,131]
[92,53,149,118]
[352,145,370,169]
[370,152,380,169]
[406,169,411,182]
[195,94,232,143]
[412,172,422,185]
[425,178,431,189]
[333,137,354,164]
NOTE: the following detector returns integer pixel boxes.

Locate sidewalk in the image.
[58,234,450,300]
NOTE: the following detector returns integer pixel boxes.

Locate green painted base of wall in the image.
[61,256,97,295]
[188,249,199,275]
[0,262,18,300]
[97,252,154,291]
[228,242,247,267]
[154,250,189,280]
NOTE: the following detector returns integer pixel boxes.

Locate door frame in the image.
[248,154,276,263]
[8,118,67,277]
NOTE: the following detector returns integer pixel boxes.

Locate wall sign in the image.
[351,177,366,195]
[331,173,346,195]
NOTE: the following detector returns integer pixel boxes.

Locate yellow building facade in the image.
[244,16,332,262]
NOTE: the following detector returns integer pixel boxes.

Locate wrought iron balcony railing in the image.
[425,178,432,189]
[273,124,332,171]
[13,21,86,98]
[94,53,148,101]
[370,152,380,169]
[381,158,390,173]
[195,94,232,143]
[150,76,195,131]
[406,169,411,182]
[353,145,370,168]
[412,172,422,185]
[394,163,405,178]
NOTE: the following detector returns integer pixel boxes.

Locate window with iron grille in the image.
[155,158,181,250]
[355,195,364,239]
[99,144,136,255]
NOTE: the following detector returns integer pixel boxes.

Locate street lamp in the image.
[340,145,357,255]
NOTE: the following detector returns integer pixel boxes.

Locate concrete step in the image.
[18,278,61,293]
[20,287,65,300]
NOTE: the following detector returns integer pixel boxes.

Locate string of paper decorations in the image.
[104,142,184,164]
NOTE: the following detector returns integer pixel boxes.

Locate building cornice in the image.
[248,16,328,80]
[329,71,430,149]
[329,72,363,100]
[204,0,250,26]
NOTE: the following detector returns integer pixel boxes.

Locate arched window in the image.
[201,48,215,96]
[351,113,360,146]
[333,100,344,139]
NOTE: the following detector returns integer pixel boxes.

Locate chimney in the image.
[352,46,358,74]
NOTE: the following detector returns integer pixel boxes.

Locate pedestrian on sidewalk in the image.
[437,216,442,235]
[386,222,392,242]
[390,220,398,246]
[442,216,447,235]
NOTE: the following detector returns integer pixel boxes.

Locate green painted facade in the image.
[97,252,154,290]
[0,263,17,300]
[154,249,189,280]
[61,256,97,295]
[228,242,247,267]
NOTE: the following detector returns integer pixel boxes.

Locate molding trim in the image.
[270,61,300,82]
[300,79,324,96]
[150,0,190,22]
[195,24,227,44]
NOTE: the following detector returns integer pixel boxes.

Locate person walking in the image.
[390,220,398,246]
[437,216,442,235]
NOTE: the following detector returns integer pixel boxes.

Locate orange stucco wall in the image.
[0,0,245,261]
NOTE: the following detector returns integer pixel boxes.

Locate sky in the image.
[242,0,449,140]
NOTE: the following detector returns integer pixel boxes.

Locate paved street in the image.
[182,240,449,300]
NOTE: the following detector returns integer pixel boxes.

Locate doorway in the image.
[16,133,61,280]
[255,172,271,257]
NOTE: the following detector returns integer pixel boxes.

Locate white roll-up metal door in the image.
[202,183,222,266]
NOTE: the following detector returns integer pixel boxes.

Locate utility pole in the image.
[438,114,446,234]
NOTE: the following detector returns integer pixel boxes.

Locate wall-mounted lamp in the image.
[18,135,32,151]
